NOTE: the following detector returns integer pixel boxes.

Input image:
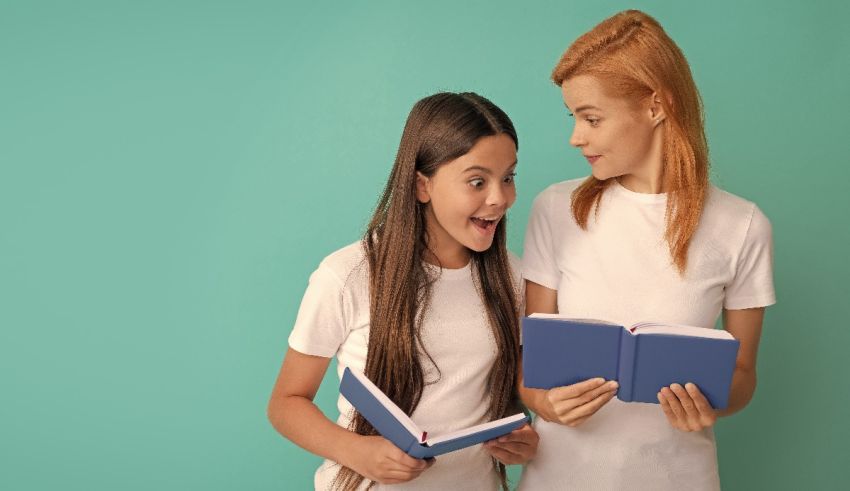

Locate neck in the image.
[618,119,667,194]
[422,209,470,269]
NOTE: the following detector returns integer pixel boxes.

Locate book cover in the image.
[522,316,740,409]
[339,367,528,459]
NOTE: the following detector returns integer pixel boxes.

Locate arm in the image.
[267,348,432,484]
[718,307,764,416]
[658,307,765,431]
[518,280,618,427]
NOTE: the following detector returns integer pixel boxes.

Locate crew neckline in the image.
[423,258,473,280]
[610,178,668,204]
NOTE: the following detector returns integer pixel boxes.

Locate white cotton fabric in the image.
[289,241,523,490]
[519,178,775,491]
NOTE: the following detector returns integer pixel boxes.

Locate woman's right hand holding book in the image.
[348,435,435,485]
[525,377,619,427]
[521,282,619,427]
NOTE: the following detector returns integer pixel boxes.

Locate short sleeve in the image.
[508,250,526,315]
[522,190,560,290]
[287,263,350,358]
[724,205,776,310]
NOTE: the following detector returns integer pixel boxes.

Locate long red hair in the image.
[552,10,709,273]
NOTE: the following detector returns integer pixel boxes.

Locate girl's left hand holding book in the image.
[482,423,539,464]
[657,382,717,432]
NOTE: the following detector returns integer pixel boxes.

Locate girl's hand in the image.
[349,435,434,485]
[658,382,717,432]
[482,423,539,464]
[537,378,619,427]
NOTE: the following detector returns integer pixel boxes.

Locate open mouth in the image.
[470,216,499,235]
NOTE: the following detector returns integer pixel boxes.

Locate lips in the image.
[584,155,601,165]
[470,216,499,235]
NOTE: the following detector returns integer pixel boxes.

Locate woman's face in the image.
[416,133,517,268]
[561,74,663,187]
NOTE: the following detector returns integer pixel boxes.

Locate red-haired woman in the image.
[519,10,775,490]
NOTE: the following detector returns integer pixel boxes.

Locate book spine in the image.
[617,329,637,402]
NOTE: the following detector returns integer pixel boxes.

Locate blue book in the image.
[339,367,528,459]
[521,315,740,409]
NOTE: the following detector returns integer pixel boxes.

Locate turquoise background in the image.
[2,0,848,489]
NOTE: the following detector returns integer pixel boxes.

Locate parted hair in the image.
[552,9,709,273]
[332,92,522,491]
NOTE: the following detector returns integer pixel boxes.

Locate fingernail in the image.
[607,381,619,389]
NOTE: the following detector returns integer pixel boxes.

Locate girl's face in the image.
[416,133,517,268]
[561,74,664,189]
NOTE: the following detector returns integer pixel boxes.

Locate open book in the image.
[339,367,528,459]
[521,314,740,409]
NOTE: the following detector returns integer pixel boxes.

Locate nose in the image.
[486,181,514,209]
[569,123,586,147]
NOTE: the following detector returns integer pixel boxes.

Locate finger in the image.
[671,383,703,431]
[564,389,616,425]
[660,387,687,426]
[657,391,681,428]
[391,452,430,471]
[553,380,618,413]
[485,445,524,465]
[685,382,715,415]
[551,377,607,399]
[670,383,700,423]
[496,424,536,444]
[486,440,529,457]
[379,468,425,484]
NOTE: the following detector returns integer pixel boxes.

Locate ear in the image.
[648,91,666,126]
[415,171,431,204]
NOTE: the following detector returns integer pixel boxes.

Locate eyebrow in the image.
[462,162,518,174]
[564,103,602,113]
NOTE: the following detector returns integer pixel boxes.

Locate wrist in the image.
[333,431,366,471]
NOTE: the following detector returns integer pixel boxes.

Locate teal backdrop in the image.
[2,0,848,489]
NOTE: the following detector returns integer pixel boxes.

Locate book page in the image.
[629,322,734,340]
[527,313,618,325]
[348,369,424,442]
[425,413,527,446]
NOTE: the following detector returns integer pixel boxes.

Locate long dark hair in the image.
[333,92,522,490]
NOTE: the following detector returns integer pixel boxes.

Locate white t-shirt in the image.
[519,178,775,491]
[288,241,523,491]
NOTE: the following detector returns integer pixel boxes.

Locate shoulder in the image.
[534,178,585,205]
[528,178,585,222]
[507,249,523,278]
[315,241,370,288]
[705,185,771,230]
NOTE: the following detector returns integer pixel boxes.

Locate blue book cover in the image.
[522,316,740,409]
[339,367,528,459]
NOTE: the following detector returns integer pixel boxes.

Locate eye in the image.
[586,117,600,127]
[503,172,516,184]
[469,178,485,189]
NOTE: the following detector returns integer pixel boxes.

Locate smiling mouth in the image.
[471,216,500,234]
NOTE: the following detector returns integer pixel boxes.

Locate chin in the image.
[465,238,495,253]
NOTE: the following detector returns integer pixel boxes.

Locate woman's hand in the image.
[658,382,717,432]
[535,378,619,427]
[348,435,435,485]
[483,423,540,464]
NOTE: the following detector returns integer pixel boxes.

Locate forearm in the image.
[268,395,362,468]
[716,367,756,417]
[518,384,552,422]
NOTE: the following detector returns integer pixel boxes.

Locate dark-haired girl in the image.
[269,92,538,490]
